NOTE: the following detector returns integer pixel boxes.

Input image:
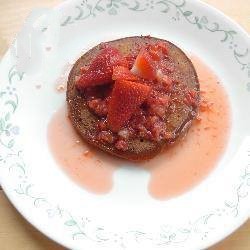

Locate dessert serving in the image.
[2,0,249,248]
[67,36,200,160]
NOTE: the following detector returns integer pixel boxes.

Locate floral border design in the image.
[0,0,250,249]
[0,66,22,150]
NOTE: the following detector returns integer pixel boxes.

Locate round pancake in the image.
[67,36,199,161]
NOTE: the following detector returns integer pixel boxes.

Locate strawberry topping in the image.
[107,80,151,132]
[77,47,128,89]
[131,48,157,80]
[131,42,169,80]
[75,39,199,150]
[112,66,140,81]
[156,70,173,91]
[150,42,168,55]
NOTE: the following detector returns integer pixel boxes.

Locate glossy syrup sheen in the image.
[47,56,231,199]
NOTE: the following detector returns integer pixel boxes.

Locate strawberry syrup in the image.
[48,56,231,199]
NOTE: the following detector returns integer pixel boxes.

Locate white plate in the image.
[0,0,249,249]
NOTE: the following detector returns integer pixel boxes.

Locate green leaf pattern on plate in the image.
[0,67,21,149]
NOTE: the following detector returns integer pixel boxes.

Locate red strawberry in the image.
[130,42,169,81]
[131,48,157,80]
[76,47,128,89]
[148,48,161,61]
[112,66,140,81]
[148,42,168,61]
[107,80,151,132]
[150,42,168,55]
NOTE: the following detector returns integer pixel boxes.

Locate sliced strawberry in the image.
[131,48,157,80]
[107,80,151,132]
[76,47,128,89]
[122,42,169,82]
[112,66,140,81]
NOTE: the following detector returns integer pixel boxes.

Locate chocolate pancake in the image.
[67,36,199,161]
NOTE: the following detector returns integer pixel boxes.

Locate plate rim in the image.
[0,0,249,249]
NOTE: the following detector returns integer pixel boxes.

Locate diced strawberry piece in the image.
[107,80,151,132]
[156,70,173,91]
[76,47,128,89]
[112,66,140,81]
[87,98,108,117]
[131,48,157,80]
[148,42,168,61]
[184,90,199,107]
[98,131,115,144]
[151,42,168,55]
[148,48,161,61]
[130,42,169,81]
[115,139,128,151]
